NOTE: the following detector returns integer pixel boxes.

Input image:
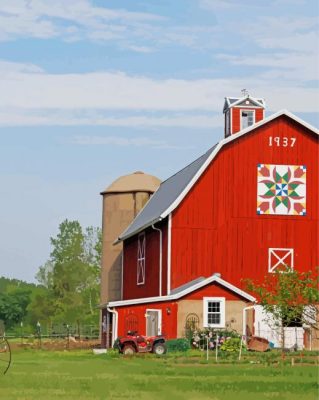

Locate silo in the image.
[100,171,161,308]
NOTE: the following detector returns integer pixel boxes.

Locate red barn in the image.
[101,94,319,349]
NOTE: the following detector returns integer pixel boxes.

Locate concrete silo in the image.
[100,171,161,346]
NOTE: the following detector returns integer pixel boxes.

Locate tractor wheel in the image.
[153,342,167,355]
[122,344,136,355]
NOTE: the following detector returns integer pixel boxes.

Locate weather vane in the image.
[241,89,249,96]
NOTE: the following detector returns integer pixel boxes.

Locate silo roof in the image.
[101,171,161,194]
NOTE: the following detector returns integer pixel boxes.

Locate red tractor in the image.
[114,331,167,355]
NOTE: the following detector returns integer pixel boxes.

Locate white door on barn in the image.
[146,309,162,336]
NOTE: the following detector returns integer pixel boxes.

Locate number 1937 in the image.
[269,136,296,147]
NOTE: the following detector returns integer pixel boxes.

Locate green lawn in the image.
[0,350,318,400]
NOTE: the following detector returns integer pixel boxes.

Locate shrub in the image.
[166,338,191,352]
[191,328,241,350]
[220,337,242,352]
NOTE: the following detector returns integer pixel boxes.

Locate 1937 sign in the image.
[269,136,296,147]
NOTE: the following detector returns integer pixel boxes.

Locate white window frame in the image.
[225,110,230,137]
[145,309,162,335]
[203,297,225,328]
[268,248,294,273]
[137,232,146,285]
[240,109,255,130]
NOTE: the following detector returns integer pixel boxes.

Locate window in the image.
[203,297,225,328]
[137,232,146,285]
[225,110,230,136]
[268,248,294,273]
[241,110,254,130]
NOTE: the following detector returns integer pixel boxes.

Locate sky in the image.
[0,0,318,283]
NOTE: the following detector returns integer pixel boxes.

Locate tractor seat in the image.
[137,336,146,343]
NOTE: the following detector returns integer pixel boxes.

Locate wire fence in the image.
[3,323,101,351]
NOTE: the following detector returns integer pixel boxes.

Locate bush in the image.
[220,337,242,352]
[166,338,191,352]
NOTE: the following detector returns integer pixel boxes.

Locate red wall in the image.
[117,301,177,338]
[183,282,250,301]
[171,116,319,290]
[123,220,168,300]
[116,282,250,338]
[232,107,264,134]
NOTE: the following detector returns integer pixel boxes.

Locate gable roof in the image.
[118,110,319,242]
[117,144,217,241]
[105,274,256,307]
[223,95,265,113]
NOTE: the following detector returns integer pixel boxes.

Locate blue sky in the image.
[0,0,318,282]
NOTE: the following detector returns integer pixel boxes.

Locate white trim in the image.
[137,232,146,285]
[167,213,172,295]
[230,107,233,136]
[121,251,124,300]
[203,297,225,328]
[240,109,255,131]
[242,305,255,339]
[145,309,162,335]
[107,307,118,346]
[152,224,163,296]
[228,95,265,109]
[105,274,256,307]
[268,248,294,273]
[160,110,318,220]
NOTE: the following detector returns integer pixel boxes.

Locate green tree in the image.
[245,268,319,349]
[35,220,102,330]
[0,289,31,329]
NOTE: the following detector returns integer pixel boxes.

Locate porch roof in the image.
[102,274,256,308]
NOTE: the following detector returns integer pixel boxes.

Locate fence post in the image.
[215,334,219,363]
[66,324,70,350]
[20,321,24,345]
[36,321,42,349]
[238,335,244,361]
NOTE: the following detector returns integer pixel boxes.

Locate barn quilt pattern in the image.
[257,164,306,215]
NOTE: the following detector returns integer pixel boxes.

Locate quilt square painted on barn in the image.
[257,164,306,215]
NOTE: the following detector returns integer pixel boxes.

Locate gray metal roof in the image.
[170,276,205,295]
[118,144,218,241]
[223,96,265,112]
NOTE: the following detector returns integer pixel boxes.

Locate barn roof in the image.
[117,143,217,241]
[105,274,256,308]
[117,110,318,242]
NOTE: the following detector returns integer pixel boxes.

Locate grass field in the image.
[0,350,318,400]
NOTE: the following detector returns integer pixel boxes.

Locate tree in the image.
[0,289,31,329]
[245,268,319,349]
[35,220,102,329]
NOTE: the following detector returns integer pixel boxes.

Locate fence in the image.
[3,323,101,351]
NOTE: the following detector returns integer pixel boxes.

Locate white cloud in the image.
[70,135,192,149]
[199,0,307,10]
[0,0,164,43]
[218,51,318,81]
[0,107,223,128]
[0,60,318,128]
[0,0,220,51]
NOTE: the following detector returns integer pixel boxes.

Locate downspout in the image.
[152,224,162,297]
[107,307,118,346]
[167,213,172,295]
